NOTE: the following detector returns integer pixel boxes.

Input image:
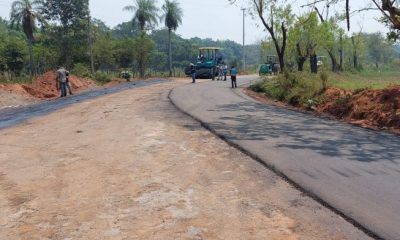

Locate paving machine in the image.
[195,47,223,80]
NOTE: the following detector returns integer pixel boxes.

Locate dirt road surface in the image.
[0,80,370,239]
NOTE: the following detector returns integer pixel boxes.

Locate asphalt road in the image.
[170,76,400,240]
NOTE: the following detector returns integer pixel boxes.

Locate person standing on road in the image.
[223,64,228,81]
[230,65,238,88]
[190,64,196,83]
[56,66,69,97]
[66,71,73,95]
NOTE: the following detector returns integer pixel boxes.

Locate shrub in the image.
[249,80,267,92]
[93,71,112,84]
[250,71,323,108]
[120,71,132,81]
[72,63,91,78]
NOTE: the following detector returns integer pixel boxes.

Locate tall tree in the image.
[231,0,294,71]
[162,0,183,77]
[132,32,155,78]
[42,0,90,66]
[123,0,159,31]
[288,12,321,72]
[349,32,366,69]
[10,0,43,75]
[314,6,343,72]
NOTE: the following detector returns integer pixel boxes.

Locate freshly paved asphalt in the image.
[170,76,400,240]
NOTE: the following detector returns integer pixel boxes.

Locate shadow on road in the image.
[209,101,400,163]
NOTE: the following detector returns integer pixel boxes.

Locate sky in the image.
[0,0,389,44]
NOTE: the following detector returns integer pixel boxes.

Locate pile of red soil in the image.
[316,87,352,118]
[246,85,400,134]
[317,86,400,131]
[0,71,97,99]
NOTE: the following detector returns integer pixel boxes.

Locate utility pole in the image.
[88,14,95,75]
[241,8,246,73]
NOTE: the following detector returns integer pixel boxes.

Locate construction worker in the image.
[223,64,228,81]
[56,66,69,97]
[190,64,196,83]
[230,66,238,88]
[66,71,73,95]
[216,66,222,81]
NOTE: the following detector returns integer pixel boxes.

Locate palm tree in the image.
[162,0,183,77]
[123,0,159,31]
[10,0,43,75]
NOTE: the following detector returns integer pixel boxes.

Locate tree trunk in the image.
[327,50,338,72]
[310,54,318,73]
[353,55,358,69]
[139,59,145,78]
[28,39,33,76]
[296,43,306,71]
[255,7,286,72]
[61,27,70,66]
[351,36,358,69]
[339,35,343,71]
[279,22,287,71]
[168,28,172,77]
[297,57,306,71]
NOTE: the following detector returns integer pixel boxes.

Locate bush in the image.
[249,80,267,92]
[286,75,321,106]
[120,71,132,81]
[250,71,324,108]
[93,71,112,84]
[72,63,91,78]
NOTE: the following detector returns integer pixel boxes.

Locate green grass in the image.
[0,75,33,84]
[329,71,400,90]
[251,70,400,109]
[252,71,325,108]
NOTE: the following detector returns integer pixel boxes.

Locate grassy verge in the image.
[329,71,400,90]
[250,71,327,109]
[0,74,33,84]
[252,70,400,106]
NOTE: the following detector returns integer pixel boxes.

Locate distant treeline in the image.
[0,14,263,80]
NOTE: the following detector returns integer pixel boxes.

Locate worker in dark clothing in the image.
[190,64,196,83]
[56,66,69,97]
[230,66,238,88]
[66,72,73,95]
[223,64,228,81]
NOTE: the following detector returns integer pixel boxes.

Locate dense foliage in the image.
[0,10,261,81]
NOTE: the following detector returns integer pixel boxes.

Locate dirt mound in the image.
[22,71,97,99]
[318,86,400,131]
[317,87,352,118]
[0,71,98,108]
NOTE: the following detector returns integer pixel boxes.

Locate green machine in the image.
[259,55,278,75]
[196,47,223,80]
